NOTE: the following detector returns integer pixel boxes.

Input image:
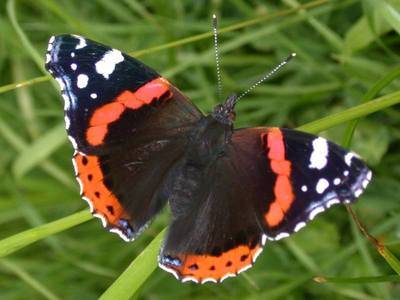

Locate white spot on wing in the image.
[55,78,65,90]
[238,264,252,274]
[261,234,267,246]
[45,53,51,63]
[354,189,363,197]
[301,185,308,192]
[76,177,83,195]
[74,35,87,49]
[201,278,217,284]
[95,49,124,79]
[252,247,263,262]
[109,228,132,242]
[93,213,108,227]
[326,199,340,208]
[68,135,78,149]
[345,152,355,166]
[49,36,55,44]
[274,232,290,241]
[62,94,70,110]
[158,263,179,280]
[71,52,75,58]
[308,137,329,170]
[367,171,372,181]
[72,156,78,176]
[333,178,341,185]
[64,115,70,129]
[181,276,198,283]
[71,63,77,71]
[77,74,89,89]
[294,222,306,232]
[82,196,94,213]
[220,273,235,282]
[309,206,325,220]
[344,170,349,176]
[316,178,329,194]
[90,93,97,99]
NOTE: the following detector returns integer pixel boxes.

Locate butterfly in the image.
[45,34,371,284]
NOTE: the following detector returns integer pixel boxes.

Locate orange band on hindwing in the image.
[160,241,263,283]
[262,128,294,227]
[74,153,127,225]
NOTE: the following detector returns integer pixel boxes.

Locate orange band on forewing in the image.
[134,78,170,104]
[86,125,108,146]
[270,160,291,176]
[90,103,125,126]
[116,90,143,109]
[86,77,171,146]
[267,129,285,161]
[265,202,285,226]
[263,128,294,227]
[274,175,293,211]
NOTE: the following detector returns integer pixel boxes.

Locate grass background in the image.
[0,0,400,299]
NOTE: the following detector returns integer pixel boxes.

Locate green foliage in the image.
[0,0,399,299]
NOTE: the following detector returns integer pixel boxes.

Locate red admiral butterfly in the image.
[45,32,371,283]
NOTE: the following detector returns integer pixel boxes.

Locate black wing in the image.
[45,35,203,241]
[159,127,371,282]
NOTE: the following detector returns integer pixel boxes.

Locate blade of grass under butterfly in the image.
[0,210,91,258]
[99,229,166,300]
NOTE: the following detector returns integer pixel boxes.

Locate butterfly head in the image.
[212,93,237,125]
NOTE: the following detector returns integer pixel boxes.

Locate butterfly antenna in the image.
[235,53,297,102]
[212,14,223,101]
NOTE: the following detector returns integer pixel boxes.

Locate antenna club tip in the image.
[212,14,218,27]
[291,52,297,57]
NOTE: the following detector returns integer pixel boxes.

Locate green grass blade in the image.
[6,0,46,73]
[314,274,400,284]
[0,75,51,95]
[342,66,400,147]
[0,118,75,188]
[99,229,166,300]
[376,246,400,275]
[0,0,330,96]
[12,123,66,178]
[297,90,400,134]
[0,210,91,258]
[0,259,61,300]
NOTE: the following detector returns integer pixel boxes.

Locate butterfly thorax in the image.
[166,115,232,218]
[185,115,232,167]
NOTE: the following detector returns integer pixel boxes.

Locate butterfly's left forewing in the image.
[46,35,203,241]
